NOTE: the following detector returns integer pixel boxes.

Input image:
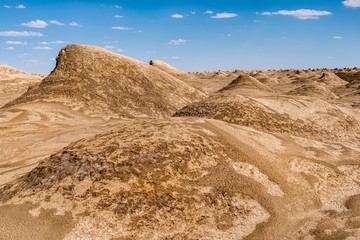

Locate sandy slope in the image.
[0,101,131,186]
[0,46,359,239]
[3,45,205,117]
[1,118,360,239]
[0,65,43,107]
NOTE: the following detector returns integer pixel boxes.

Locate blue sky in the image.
[0,0,359,73]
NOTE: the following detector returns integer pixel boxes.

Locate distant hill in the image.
[0,65,27,75]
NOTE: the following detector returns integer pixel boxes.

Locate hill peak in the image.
[3,45,206,117]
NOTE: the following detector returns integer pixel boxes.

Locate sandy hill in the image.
[286,83,339,99]
[218,72,274,93]
[0,65,27,75]
[149,60,187,78]
[3,45,205,117]
[0,60,360,240]
[1,118,360,239]
[0,65,42,107]
[0,64,35,81]
[334,68,360,84]
[317,72,348,88]
[174,93,359,141]
[173,69,359,141]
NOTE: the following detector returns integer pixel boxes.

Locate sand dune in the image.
[3,45,205,118]
[286,83,339,99]
[218,72,275,94]
[0,65,43,107]
[0,46,359,239]
[149,59,188,79]
[1,118,360,239]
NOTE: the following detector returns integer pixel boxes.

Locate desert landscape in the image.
[0,44,359,239]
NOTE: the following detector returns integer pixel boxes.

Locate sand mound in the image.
[149,60,186,77]
[334,69,360,84]
[318,72,348,87]
[2,118,360,239]
[0,65,42,107]
[174,94,359,141]
[0,65,35,81]
[0,120,271,239]
[3,45,205,117]
[0,65,27,76]
[286,83,339,99]
[218,72,274,93]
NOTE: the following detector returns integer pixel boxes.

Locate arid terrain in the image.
[0,45,359,240]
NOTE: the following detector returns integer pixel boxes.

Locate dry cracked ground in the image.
[0,45,360,240]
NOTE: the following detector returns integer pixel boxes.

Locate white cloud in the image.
[38,41,64,44]
[21,20,48,28]
[5,40,28,45]
[69,21,82,27]
[104,46,115,49]
[114,15,124,18]
[3,4,25,9]
[190,11,196,15]
[171,56,181,59]
[0,31,44,37]
[168,39,187,45]
[204,10,213,14]
[171,13,184,19]
[333,36,343,39]
[48,20,65,26]
[343,0,360,7]
[3,46,15,50]
[259,9,332,20]
[116,48,126,52]
[33,46,53,50]
[211,12,238,19]
[112,26,132,30]
[115,5,122,9]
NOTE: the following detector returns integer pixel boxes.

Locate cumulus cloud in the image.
[33,46,53,50]
[3,5,11,8]
[211,12,238,19]
[104,46,115,49]
[204,10,213,14]
[259,9,332,20]
[343,0,360,7]
[333,36,343,39]
[116,48,126,52]
[3,46,15,50]
[21,20,48,28]
[5,40,28,45]
[171,13,184,19]
[48,20,65,26]
[112,26,132,30]
[69,21,82,27]
[115,5,122,9]
[190,11,196,15]
[0,31,44,37]
[38,41,64,44]
[168,39,187,45]
[114,15,124,18]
